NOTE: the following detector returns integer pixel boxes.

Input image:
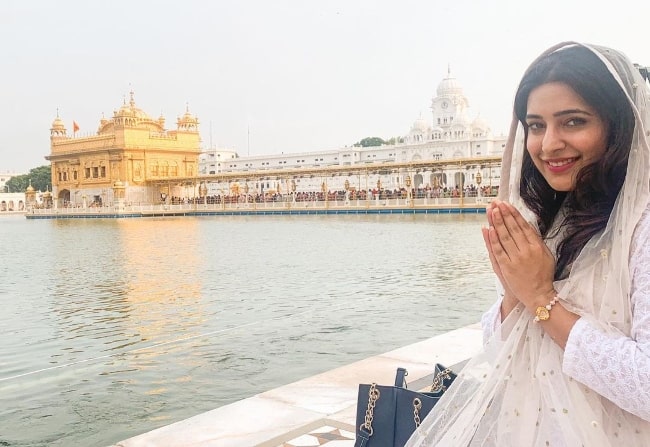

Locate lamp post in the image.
[405,175,412,207]
[476,170,482,204]
[376,179,382,205]
[199,182,208,206]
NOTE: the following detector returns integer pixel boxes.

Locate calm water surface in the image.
[0,214,495,446]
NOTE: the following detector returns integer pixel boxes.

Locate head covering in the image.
[406,42,650,446]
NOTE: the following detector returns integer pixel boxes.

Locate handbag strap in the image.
[355,382,380,447]
[430,366,454,393]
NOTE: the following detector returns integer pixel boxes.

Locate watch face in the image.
[441,101,448,109]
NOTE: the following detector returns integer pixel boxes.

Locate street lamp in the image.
[476,170,483,203]
[405,175,412,206]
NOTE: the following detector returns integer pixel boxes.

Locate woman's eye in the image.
[566,118,586,127]
[527,122,544,131]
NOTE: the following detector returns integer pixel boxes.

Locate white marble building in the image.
[199,70,506,195]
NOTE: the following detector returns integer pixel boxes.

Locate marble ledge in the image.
[112,323,483,447]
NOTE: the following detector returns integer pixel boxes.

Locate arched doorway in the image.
[454,172,466,189]
[58,189,71,206]
[414,173,424,189]
[430,173,447,187]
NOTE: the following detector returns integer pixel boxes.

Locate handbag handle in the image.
[394,367,408,387]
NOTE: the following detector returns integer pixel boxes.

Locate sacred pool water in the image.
[0,214,494,446]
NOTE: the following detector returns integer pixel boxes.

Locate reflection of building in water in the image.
[115,219,205,344]
[46,219,206,381]
[199,68,507,195]
[46,92,201,207]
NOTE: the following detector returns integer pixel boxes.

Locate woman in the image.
[406,42,650,446]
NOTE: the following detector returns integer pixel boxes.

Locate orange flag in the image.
[73,121,80,132]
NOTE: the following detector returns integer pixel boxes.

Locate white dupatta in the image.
[406,42,650,446]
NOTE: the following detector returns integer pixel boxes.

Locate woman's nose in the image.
[541,126,565,153]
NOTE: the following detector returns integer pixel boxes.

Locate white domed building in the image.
[403,68,503,159]
[200,68,506,196]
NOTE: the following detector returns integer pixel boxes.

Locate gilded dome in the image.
[115,91,152,120]
[177,104,199,131]
[180,107,197,124]
[51,115,65,129]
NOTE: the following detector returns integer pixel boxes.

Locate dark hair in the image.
[513,45,635,279]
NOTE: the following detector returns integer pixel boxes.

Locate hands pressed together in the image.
[481,200,557,317]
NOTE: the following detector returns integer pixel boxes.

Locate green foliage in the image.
[354,136,386,147]
[5,165,51,193]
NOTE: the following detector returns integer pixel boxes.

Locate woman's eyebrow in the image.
[525,109,594,120]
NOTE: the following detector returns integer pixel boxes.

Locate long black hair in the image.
[513,45,635,279]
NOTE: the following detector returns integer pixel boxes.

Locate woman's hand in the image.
[485,200,556,310]
[482,202,520,319]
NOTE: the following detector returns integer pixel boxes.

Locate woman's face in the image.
[525,82,608,192]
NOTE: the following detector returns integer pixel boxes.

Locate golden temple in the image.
[46,91,201,206]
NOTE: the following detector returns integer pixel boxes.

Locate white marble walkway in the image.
[112,324,482,447]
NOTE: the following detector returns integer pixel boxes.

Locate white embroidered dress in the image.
[406,42,650,447]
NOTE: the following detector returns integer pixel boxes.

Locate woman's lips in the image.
[545,157,577,173]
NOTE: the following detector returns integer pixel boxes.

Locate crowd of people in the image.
[163,184,499,206]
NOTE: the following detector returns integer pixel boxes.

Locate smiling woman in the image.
[524,81,609,192]
[406,42,650,446]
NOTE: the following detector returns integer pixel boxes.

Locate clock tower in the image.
[431,66,470,130]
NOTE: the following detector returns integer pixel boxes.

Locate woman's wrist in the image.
[500,292,519,321]
[524,288,558,316]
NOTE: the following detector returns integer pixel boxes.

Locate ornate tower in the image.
[50,111,67,139]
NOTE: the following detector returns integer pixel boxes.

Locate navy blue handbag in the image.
[355,364,457,447]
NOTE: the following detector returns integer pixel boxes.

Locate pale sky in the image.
[1,0,648,173]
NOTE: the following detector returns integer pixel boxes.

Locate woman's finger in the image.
[491,206,519,256]
[495,202,529,250]
[482,227,507,280]
[502,202,538,246]
[488,222,512,262]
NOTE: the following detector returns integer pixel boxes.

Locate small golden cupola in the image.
[25,180,37,204]
[50,110,67,138]
[177,104,199,132]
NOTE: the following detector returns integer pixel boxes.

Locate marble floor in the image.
[112,324,482,447]
[274,423,355,447]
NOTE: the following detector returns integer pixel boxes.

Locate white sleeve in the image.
[562,209,650,421]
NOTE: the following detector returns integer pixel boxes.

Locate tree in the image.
[5,165,51,193]
[354,137,386,147]
[385,136,405,145]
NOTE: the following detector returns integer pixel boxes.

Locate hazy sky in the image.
[1,0,648,173]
